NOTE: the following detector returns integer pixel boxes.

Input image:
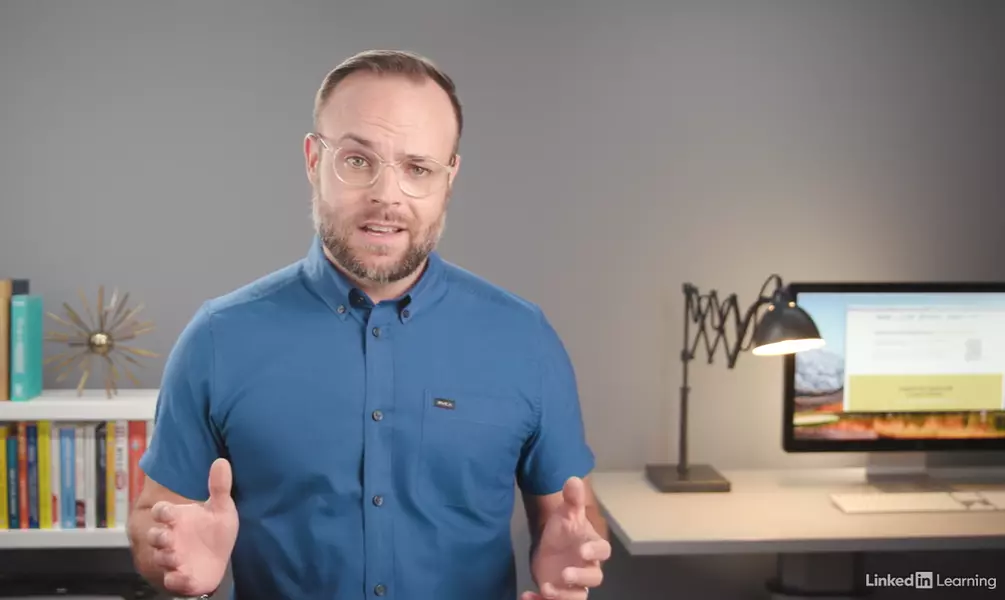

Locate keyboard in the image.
[830,490,1005,514]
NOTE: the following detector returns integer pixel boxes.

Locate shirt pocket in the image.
[417,387,530,513]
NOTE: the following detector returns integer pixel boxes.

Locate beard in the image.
[311,190,446,285]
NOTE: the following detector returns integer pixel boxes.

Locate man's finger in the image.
[580,538,612,562]
[540,582,589,600]
[151,501,177,526]
[562,565,604,588]
[146,525,172,549]
[163,571,196,597]
[152,548,181,570]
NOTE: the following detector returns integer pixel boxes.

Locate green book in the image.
[10,294,43,401]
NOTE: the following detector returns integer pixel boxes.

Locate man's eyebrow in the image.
[336,132,442,163]
[337,133,375,148]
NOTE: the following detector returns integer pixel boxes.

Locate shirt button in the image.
[372,495,383,506]
[372,410,383,421]
[401,309,410,319]
[372,326,381,337]
[374,583,386,596]
[336,305,345,314]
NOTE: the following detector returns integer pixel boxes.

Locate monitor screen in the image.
[783,282,1005,452]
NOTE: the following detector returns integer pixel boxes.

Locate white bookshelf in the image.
[1,527,129,548]
[1,388,157,549]
[0,388,158,422]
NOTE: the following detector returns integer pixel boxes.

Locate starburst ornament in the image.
[44,285,159,398]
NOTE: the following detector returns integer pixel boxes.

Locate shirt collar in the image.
[301,234,448,323]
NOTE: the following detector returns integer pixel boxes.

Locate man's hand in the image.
[146,458,239,597]
[522,477,611,599]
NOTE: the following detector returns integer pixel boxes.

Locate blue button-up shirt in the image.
[140,236,595,600]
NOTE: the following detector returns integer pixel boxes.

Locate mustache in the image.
[309,193,414,230]
[356,210,411,228]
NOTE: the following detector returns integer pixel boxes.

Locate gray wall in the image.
[2,0,1004,598]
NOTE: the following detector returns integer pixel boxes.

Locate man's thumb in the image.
[562,476,586,513]
[207,458,233,503]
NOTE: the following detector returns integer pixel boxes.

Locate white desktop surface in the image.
[590,468,1005,556]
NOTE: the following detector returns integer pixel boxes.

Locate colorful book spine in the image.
[5,426,17,527]
[50,422,61,529]
[106,420,117,528]
[95,421,107,528]
[38,420,52,529]
[114,420,129,525]
[26,423,39,528]
[128,421,147,507]
[59,425,76,529]
[74,424,85,528]
[17,422,28,528]
[0,423,7,528]
[9,294,43,402]
[84,423,95,529]
[0,279,11,401]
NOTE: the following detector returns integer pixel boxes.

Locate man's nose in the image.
[368,163,403,204]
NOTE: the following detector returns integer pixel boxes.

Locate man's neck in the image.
[356,271,424,304]
[324,247,426,304]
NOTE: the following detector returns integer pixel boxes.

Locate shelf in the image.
[0,527,130,549]
[0,389,158,421]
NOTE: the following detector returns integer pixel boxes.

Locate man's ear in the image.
[304,133,321,180]
[448,152,462,186]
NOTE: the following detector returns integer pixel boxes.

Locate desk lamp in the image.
[645,274,824,493]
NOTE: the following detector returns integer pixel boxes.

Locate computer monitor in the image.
[783,282,1005,454]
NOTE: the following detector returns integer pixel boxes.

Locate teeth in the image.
[365,225,397,233]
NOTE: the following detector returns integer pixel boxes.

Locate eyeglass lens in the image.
[333,145,448,197]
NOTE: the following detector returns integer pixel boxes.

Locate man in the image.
[127,49,610,600]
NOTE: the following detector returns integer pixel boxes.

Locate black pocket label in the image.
[433,397,455,410]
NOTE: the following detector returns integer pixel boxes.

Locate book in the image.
[59,424,76,528]
[0,418,146,530]
[0,423,7,528]
[5,425,17,527]
[38,420,53,528]
[0,278,31,401]
[9,294,43,401]
[0,279,11,401]
[17,422,28,528]
[26,423,39,528]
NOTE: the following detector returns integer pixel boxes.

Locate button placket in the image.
[362,306,395,597]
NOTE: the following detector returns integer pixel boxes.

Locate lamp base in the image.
[644,463,732,493]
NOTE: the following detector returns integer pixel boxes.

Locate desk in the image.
[591,468,1005,599]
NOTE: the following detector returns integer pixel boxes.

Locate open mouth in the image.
[360,224,405,236]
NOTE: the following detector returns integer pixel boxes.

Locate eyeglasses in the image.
[308,132,454,199]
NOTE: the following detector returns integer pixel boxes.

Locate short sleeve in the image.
[138,302,224,501]
[517,310,596,496]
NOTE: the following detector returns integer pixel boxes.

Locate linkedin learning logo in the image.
[866,571,996,590]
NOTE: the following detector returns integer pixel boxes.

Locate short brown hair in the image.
[313,49,463,156]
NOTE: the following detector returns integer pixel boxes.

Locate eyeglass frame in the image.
[307,132,457,198]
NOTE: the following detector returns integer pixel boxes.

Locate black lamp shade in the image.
[751,297,824,356]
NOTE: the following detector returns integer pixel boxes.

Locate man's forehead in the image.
[330,132,442,162]
[319,74,456,148]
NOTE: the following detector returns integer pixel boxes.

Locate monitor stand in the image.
[864,453,949,492]
[864,452,1005,492]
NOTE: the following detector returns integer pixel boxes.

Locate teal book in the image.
[10,294,43,401]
